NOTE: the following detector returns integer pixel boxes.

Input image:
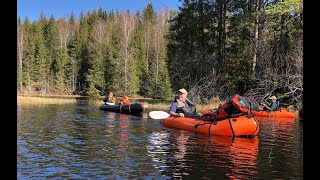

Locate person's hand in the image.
[178,113,184,117]
[198,112,204,117]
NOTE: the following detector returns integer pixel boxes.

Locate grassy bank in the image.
[17,95,298,115]
[17,95,222,110]
[17,96,78,105]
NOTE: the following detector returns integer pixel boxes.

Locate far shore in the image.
[17,95,299,116]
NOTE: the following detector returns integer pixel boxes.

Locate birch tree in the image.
[122,11,135,93]
[17,18,25,92]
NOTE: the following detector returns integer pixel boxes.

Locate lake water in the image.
[17,102,303,179]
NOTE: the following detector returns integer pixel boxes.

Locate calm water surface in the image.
[17,102,303,179]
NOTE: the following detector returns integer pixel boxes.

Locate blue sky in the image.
[18,0,182,22]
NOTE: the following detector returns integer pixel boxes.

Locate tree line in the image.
[17,0,303,108]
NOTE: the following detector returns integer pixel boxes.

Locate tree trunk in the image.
[123,13,134,93]
[253,0,264,77]
[17,27,24,92]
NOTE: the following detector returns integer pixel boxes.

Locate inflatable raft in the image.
[203,94,295,119]
[252,109,295,118]
[160,115,259,137]
[99,102,145,116]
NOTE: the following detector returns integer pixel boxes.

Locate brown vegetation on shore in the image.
[17,95,298,115]
[17,96,78,104]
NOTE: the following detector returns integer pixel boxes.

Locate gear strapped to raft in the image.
[201,94,259,122]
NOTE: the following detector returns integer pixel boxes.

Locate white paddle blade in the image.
[105,102,115,105]
[149,111,171,119]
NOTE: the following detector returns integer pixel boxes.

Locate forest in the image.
[17,0,303,109]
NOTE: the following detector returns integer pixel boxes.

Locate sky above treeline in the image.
[17,0,182,22]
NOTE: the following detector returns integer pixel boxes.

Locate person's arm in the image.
[169,102,184,117]
[196,112,204,117]
[103,96,108,103]
[169,111,184,117]
[261,102,270,110]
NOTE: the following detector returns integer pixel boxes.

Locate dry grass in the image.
[17,96,78,105]
[196,102,222,112]
[139,102,171,111]
[17,95,225,110]
[17,95,298,114]
[141,101,224,111]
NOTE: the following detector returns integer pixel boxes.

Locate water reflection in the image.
[146,131,171,172]
[18,103,303,179]
[255,117,303,179]
[147,130,259,179]
[256,117,295,133]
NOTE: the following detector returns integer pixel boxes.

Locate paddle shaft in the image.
[94,84,107,95]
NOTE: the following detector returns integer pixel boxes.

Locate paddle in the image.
[94,84,105,95]
[149,110,249,121]
[148,111,201,119]
[149,111,171,119]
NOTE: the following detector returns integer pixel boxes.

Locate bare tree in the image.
[122,12,135,93]
[17,23,25,92]
[252,0,265,77]
[56,18,70,50]
[284,38,303,109]
[90,19,110,87]
[154,11,164,90]
[245,37,303,109]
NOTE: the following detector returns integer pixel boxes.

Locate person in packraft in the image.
[262,95,279,111]
[119,96,131,105]
[169,88,203,118]
[103,91,116,104]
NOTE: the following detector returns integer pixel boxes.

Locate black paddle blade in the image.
[94,84,103,91]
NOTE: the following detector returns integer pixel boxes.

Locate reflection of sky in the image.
[17,103,302,179]
[146,131,194,178]
[146,131,171,171]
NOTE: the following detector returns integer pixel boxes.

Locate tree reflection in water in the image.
[146,129,259,179]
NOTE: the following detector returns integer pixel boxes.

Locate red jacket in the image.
[119,97,130,105]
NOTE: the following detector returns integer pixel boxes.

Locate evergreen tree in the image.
[52,48,68,93]
[23,18,36,93]
[109,11,126,95]
[77,10,90,94]
[141,3,157,97]
[44,15,57,93]
[131,11,147,96]
[86,18,108,96]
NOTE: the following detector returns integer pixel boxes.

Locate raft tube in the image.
[252,109,295,118]
[160,115,259,137]
[99,103,145,115]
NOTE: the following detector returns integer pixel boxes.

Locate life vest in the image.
[103,97,116,103]
[175,99,196,115]
[119,97,130,105]
[264,100,280,111]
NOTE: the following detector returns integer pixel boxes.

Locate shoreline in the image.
[17,95,299,116]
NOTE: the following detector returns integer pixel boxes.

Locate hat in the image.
[178,88,187,94]
[269,96,277,100]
